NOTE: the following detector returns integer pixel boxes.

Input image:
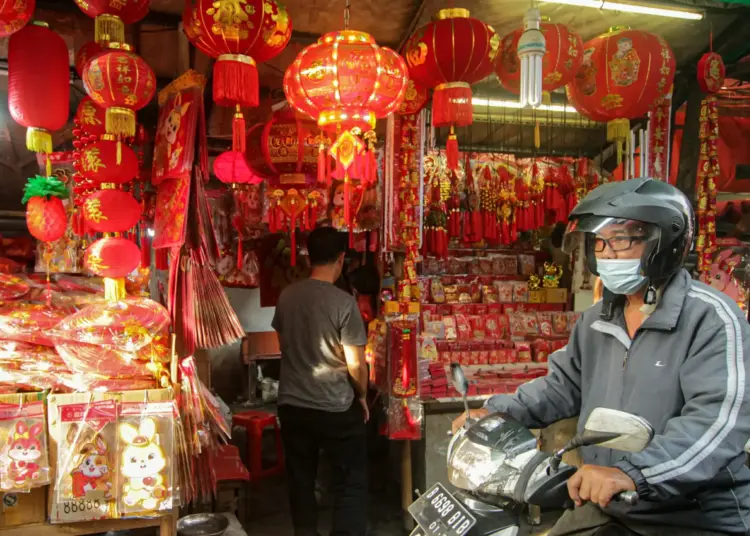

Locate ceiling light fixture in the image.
[472,97,580,113]
[538,0,704,20]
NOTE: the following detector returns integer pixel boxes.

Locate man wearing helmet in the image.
[455,178,750,535]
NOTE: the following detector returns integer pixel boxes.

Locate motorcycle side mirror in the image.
[450,363,472,427]
[582,408,654,452]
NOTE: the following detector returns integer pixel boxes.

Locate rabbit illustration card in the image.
[0,401,50,492]
[118,401,174,515]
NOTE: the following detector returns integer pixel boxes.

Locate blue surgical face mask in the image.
[596,259,647,295]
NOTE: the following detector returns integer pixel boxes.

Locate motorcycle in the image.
[408,364,655,536]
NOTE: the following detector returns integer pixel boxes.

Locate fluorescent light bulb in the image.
[472,97,579,114]
[538,0,703,20]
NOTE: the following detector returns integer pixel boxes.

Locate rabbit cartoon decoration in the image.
[119,418,168,511]
[703,248,748,308]
[70,433,112,499]
[6,420,45,488]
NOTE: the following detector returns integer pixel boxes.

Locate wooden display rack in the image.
[0,390,178,536]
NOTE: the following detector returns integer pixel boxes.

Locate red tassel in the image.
[325,149,332,184]
[141,233,151,268]
[213,55,259,108]
[432,83,473,127]
[155,248,168,270]
[237,239,244,271]
[446,128,459,171]
[318,144,326,184]
[344,176,352,231]
[232,107,246,153]
[290,226,297,267]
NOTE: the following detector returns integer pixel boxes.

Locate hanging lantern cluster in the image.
[566,27,675,163]
[74,0,149,43]
[284,27,408,244]
[404,9,499,170]
[0,0,34,38]
[183,0,293,153]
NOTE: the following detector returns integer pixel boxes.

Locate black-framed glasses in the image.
[593,235,647,252]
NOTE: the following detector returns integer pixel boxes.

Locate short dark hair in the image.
[308,227,346,266]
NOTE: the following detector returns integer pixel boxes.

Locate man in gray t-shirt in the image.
[272,227,369,536]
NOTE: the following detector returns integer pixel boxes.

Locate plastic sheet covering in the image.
[0,274,30,301]
[0,301,72,346]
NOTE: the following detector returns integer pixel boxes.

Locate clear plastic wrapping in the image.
[0,400,50,492]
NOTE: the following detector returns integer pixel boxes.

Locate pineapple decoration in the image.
[23,175,69,243]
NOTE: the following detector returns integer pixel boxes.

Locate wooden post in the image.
[401,440,414,531]
[674,79,704,205]
[159,512,177,536]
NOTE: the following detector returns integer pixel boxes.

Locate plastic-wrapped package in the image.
[0,400,50,492]
[0,302,70,346]
[385,397,423,440]
[0,274,30,301]
[0,340,74,392]
[386,314,422,440]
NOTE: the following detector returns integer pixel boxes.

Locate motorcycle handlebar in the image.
[614,491,639,506]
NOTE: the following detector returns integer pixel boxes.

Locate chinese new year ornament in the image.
[22,175,69,243]
[0,0,34,39]
[74,0,150,43]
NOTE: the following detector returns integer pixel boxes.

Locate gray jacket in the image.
[487,269,750,534]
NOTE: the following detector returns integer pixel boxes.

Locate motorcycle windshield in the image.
[448,414,539,498]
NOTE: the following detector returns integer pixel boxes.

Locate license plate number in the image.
[408,483,476,536]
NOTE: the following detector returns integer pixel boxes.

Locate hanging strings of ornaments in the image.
[283,0,408,246]
[404,9,498,171]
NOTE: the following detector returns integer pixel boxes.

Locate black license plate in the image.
[408,483,476,536]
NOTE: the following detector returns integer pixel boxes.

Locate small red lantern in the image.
[213,151,262,186]
[85,237,141,278]
[8,22,70,154]
[403,9,499,168]
[697,52,725,94]
[82,189,142,233]
[76,139,138,184]
[74,97,108,146]
[496,22,583,96]
[397,80,429,116]
[74,0,149,43]
[0,0,34,38]
[75,41,103,77]
[566,28,675,159]
[22,175,69,243]
[82,42,156,138]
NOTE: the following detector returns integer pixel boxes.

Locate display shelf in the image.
[0,513,176,535]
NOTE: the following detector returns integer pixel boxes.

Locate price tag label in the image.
[53,498,112,523]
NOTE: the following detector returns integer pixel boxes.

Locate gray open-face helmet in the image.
[562,178,694,288]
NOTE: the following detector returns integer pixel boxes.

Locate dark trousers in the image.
[278,402,367,536]
[549,503,729,536]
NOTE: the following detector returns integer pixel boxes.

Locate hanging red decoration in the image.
[496,21,583,96]
[75,41,103,77]
[85,237,141,278]
[75,139,138,184]
[82,42,156,138]
[0,0,34,38]
[566,28,675,161]
[8,22,70,155]
[22,175,69,243]
[697,52,725,94]
[183,0,292,152]
[397,80,429,116]
[403,9,498,170]
[82,189,142,233]
[74,97,107,143]
[213,151,262,185]
[74,0,150,43]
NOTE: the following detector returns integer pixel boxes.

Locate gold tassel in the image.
[45,155,52,178]
[542,91,551,106]
[26,128,52,154]
[95,14,125,43]
[104,277,126,301]
[534,120,540,149]
[106,107,136,137]
[117,140,122,165]
[607,119,630,166]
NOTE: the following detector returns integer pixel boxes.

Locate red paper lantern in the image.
[85,237,141,278]
[76,139,138,184]
[74,0,149,43]
[75,41,103,77]
[82,189,142,233]
[496,22,583,95]
[397,80,429,116]
[246,107,322,185]
[8,22,70,154]
[0,0,34,38]
[74,97,108,143]
[82,42,156,138]
[213,151,262,185]
[404,9,498,127]
[566,28,675,145]
[284,30,408,134]
[697,52,725,94]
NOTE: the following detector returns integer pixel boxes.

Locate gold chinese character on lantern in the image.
[82,147,106,173]
[84,198,109,224]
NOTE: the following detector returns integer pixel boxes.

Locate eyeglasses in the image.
[593,235,647,252]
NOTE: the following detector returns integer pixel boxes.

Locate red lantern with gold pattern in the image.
[74,97,107,145]
[496,22,583,96]
[697,52,725,94]
[397,80,428,116]
[9,22,70,155]
[566,28,675,155]
[82,42,156,138]
[75,41,103,77]
[183,0,292,152]
[0,0,34,38]
[74,0,149,43]
[82,189,142,233]
[76,139,138,184]
[85,236,141,278]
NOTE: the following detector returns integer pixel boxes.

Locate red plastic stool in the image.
[232,410,284,482]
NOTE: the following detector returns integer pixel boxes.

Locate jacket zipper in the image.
[622,349,629,370]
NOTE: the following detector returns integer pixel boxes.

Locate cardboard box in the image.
[545,288,569,304]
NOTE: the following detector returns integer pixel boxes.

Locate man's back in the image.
[272,278,366,412]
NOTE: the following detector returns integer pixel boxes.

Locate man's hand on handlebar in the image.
[451,408,489,433]
[567,464,636,509]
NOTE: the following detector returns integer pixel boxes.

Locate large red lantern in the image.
[85,237,141,278]
[566,28,675,155]
[82,189,142,233]
[74,0,149,43]
[82,42,156,138]
[183,0,292,152]
[403,9,498,168]
[8,22,70,155]
[496,22,583,96]
[0,0,34,38]
[76,139,138,184]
